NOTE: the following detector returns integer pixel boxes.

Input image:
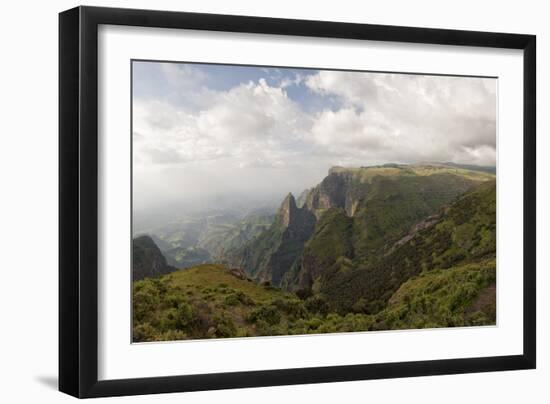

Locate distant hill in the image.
[198,213,274,260]
[441,162,496,175]
[132,235,176,280]
[137,210,275,271]
[163,246,211,269]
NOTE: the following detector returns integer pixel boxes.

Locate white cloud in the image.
[279,73,304,89]
[133,66,496,210]
[133,78,312,172]
[305,71,496,166]
[306,70,379,106]
[159,63,207,90]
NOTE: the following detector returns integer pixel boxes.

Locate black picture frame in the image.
[59,5,536,398]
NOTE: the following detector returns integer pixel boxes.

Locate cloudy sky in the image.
[132,61,496,212]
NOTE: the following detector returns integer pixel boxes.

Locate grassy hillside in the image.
[133,259,496,341]
[133,264,377,341]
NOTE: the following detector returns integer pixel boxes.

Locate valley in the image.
[134,208,276,272]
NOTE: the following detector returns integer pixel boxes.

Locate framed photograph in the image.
[59,6,536,398]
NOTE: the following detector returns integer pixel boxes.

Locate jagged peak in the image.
[282,192,296,205]
[278,192,299,227]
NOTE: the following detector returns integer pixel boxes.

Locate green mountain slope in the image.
[282,208,354,291]
[372,258,496,330]
[318,180,496,314]
[349,172,485,260]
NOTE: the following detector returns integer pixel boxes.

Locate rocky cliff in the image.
[305,170,364,218]
[227,193,315,286]
[132,235,176,280]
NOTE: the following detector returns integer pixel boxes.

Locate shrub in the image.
[213,314,238,338]
[236,291,254,305]
[165,292,185,308]
[296,288,313,300]
[158,329,187,341]
[132,322,156,342]
[351,298,368,313]
[223,291,254,307]
[176,302,194,328]
[248,304,281,325]
[272,298,308,319]
[158,307,179,331]
[305,295,329,316]
[190,301,215,336]
[133,280,161,322]
[223,293,241,306]
[305,316,323,330]
[287,319,308,335]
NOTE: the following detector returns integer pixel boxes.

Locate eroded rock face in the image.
[268,193,317,285]
[297,253,323,290]
[278,193,298,227]
[305,171,368,218]
[228,267,248,281]
[278,193,316,232]
[306,173,347,213]
[387,213,442,255]
[132,235,176,280]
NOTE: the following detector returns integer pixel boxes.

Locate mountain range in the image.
[226,164,493,290]
[132,163,497,340]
